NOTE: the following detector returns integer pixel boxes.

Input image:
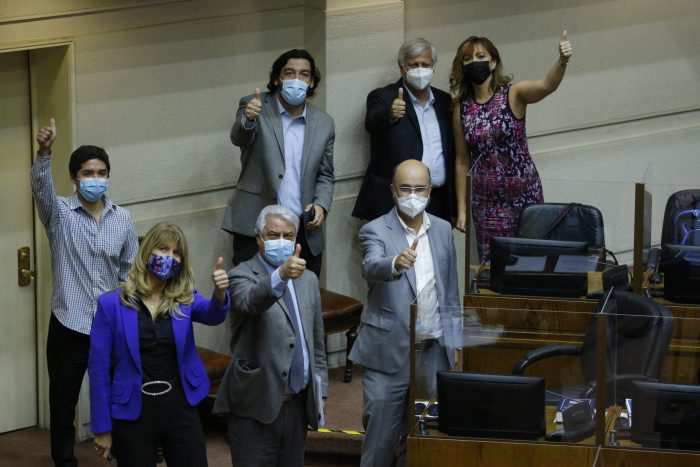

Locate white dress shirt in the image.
[276,98,306,216]
[404,86,446,187]
[392,209,442,338]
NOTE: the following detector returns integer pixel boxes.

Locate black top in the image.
[137,301,180,386]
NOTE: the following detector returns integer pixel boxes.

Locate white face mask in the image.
[404,66,434,91]
[397,193,429,218]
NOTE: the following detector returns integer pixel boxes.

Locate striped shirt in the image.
[31,154,139,335]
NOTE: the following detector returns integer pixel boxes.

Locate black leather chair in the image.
[512,290,674,405]
[517,202,605,250]
[660,189,700,250]
[646,189,700,294]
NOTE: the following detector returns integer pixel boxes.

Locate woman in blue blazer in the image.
[89,222,230,467]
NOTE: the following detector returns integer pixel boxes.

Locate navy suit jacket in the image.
[352,79,454,221]
[89,288,229,434]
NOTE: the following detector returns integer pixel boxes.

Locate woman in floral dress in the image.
[451,32,573,261]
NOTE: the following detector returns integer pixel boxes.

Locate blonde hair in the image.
[120,222,195,318]
[449,36,512,104]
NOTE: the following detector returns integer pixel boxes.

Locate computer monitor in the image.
[490,236,597,298]
[661,244,700,304]
[631,380,700,450]
[437,371,545,440]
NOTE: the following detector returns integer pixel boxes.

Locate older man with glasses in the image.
[349,160,461,467]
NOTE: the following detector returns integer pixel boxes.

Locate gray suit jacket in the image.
[348,210,461,374]
[213,255,329,428]
[221,92,335,256]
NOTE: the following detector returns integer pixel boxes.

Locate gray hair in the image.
[397,37,437,67]
[255,205,299,234]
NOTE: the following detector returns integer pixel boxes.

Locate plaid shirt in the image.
[31,154,139,335]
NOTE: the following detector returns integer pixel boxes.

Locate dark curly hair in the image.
[267,49,321,98]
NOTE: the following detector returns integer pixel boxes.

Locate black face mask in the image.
[463,61,491,85]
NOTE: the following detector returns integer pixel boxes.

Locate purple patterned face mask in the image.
[146,254,181,281]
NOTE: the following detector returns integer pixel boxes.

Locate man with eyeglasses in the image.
[221,49,335,277]
[353,38,454,223]
[349,160,460,467]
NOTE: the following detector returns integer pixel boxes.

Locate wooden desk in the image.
[462,294,700,386]
[409,406,700,467]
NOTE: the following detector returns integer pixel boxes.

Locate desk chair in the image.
[512,290,674,405]
[646,189,700,296]
[517,202,613,267]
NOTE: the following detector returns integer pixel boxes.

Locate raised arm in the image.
[230,89,261,147]
[511,31,573,108]
[365,87,406,133]
[359,223,398,283]
[30,118,60,228]
[453,107,471,233]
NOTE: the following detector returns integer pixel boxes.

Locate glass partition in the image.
[409,301,607,447]
[606,295,700,452]
[465,175,637,300]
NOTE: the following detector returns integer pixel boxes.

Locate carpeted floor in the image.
[0,367,363,467]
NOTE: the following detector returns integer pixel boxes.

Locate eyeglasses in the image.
[396,185,430,196]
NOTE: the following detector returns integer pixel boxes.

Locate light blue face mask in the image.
[263,239,295,266]
[78,178,108,203]
[280,79,309,106]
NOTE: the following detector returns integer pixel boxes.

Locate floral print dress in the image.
[461,84,543,261]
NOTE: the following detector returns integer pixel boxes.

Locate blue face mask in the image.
[280,79,309,106]
[263,239,295,266]
[146,254,181,281]
[78,178,108,203]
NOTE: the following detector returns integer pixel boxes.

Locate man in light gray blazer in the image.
[221,49,335,277]
[349,160,461,467]
[214,205,328,467]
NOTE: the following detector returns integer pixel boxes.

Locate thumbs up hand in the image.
[558,30,572,64]
[279,243,307,280]
[395,236,419,271]
[211,256,229,304]
[245,88,263,121]
[37,118,57,157]
[390,87,406,121]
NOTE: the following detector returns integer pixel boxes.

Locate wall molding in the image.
[122,107,700,221]
[0,1,187,24]
[530,106,700,158]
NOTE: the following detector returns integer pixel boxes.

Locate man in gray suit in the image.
[349,160,461,467]
[214,204,329,467]
[221,49,335,277]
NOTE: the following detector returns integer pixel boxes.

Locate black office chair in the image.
[512,290,674,405]
[660,189,700,249]
[516,202,613,267]
[646,189,700,290]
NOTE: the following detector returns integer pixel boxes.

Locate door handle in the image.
[18,246,35,287]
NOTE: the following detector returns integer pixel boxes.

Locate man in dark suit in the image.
[222,49,335,277]
[214,205,328,467]
[349,160,461,467]
[353,38,454,222]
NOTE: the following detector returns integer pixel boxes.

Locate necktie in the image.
[282,284,305,393]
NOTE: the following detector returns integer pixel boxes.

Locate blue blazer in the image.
[89,288,229,434]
